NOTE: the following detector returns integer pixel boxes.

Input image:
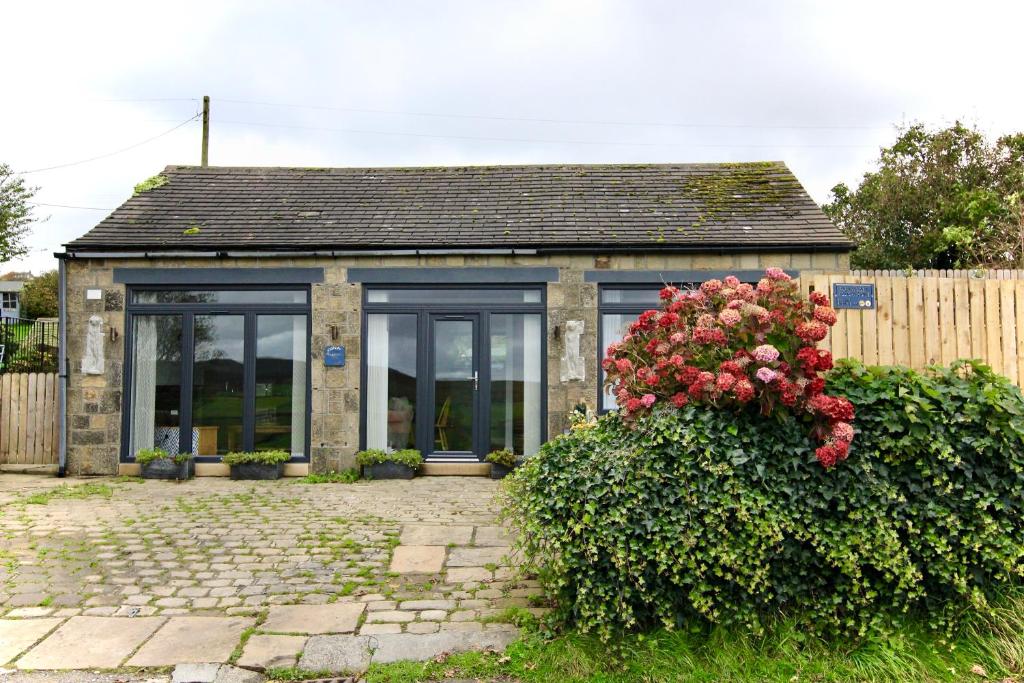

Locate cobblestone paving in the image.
[0,474,545,670]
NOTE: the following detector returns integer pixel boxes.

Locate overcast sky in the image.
[2,0,1021,275]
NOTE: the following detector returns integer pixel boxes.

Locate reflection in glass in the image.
[366,314,418,450]
[129,315,183,457]
[489,314,542,456]
[601,313,635,411]
[254,315,307,457]
[600,288,665,305]
[433,319,475,452]
[366,289,541,305]
[132,290,307,304]
[192,315,245,456]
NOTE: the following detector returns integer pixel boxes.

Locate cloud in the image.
[2,0,1021,275]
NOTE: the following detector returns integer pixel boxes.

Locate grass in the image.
[19,483,113,505]
[294,470,360,484]
[357,592,1024,683]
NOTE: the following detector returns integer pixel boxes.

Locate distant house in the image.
[60,162,851,477]
[0,272,29,319]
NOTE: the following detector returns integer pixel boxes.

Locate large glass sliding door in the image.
[192,315,245,456]
[362,287,545,462]
[128,315,183,456]
[123,289,310,463]
[254,315,308,458]
[488,314,542,457]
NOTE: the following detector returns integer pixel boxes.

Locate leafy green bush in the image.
[355,448,423,469]
[135,447,192,465]
[502,359,1024,641]
[485,449,517,468]
[222,450,291,466]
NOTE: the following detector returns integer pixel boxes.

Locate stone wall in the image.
[63,250,848,475]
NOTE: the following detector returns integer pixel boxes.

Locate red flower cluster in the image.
[602,270,854,467]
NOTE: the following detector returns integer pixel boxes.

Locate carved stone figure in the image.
[559,319,585,382]
[82,315,105,375]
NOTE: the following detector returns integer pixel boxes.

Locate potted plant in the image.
[136,448,194,480]
[223,449,291,480]
[356,448,422,480]
[485,449,518,480]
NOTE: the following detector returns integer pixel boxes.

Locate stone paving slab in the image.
[17,616,166,669]
[0,618,64,665]
[446,546,508,567]
[236,634,307,670]
[400,524,473,546]
[261,604,364,635]
[473,526,514,546]
[389,545,446,573]
[298,628,519,672]
[127,616,255,667]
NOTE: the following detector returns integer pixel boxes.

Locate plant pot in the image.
[140,459,194,481]
[489,463,514,480]
[229,462,285,480]
[362,462,416,480]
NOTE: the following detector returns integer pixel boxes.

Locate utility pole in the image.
[201,95,210,167]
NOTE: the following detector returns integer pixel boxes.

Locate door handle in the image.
[472,370,479,390]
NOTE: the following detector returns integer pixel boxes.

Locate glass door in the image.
[428,315,479,460]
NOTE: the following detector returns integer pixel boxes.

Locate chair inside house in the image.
[434,397,451,451]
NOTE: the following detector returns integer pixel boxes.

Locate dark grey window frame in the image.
[121,284,313,464]
[360,284,548,460]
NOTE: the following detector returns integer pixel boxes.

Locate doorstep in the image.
[117,462,310,477]
[420,462,490,476]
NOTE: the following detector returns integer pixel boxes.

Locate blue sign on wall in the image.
[324,345,346,367]
[832,283,876,310]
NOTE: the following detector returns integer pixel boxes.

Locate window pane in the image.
[367,288,541,304]
[366,314,418,450]
[601,313,635,411]
[129,315,183,457]
[433,319,475,452]
[133,290,307,304]
[192,315,245,456]
[490,314,542,456]
[254,315,307,458]
[600,288,664,305]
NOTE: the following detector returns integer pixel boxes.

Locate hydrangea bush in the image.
[503,360,1024,641]
[602,268,854,466]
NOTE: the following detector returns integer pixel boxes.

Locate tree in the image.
[0,163,37,263]
[19,270,58,319]
[823,123,1024,269]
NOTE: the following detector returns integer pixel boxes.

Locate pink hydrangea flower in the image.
[753,344,780,363]
[765,267,792,281]
[724,275,741,288]
[640,393,657,407]
[718,309,742,327]
[755,367,777,384]
[831,422,854,443]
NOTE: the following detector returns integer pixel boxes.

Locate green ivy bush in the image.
[502,359,1024,641]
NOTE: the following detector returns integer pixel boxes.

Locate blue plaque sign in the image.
[832,283,876,310]
[324,345,346,367]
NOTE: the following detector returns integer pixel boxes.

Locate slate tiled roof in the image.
[65,162,850,252]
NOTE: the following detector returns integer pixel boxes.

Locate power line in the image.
[218,96,891,132]
[217,118,876,149]
[17,114,201,174]
[28,201,114,211]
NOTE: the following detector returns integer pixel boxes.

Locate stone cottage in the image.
[58,162,850,476]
